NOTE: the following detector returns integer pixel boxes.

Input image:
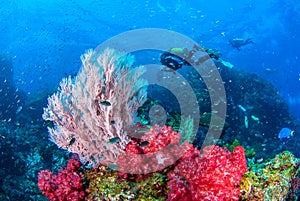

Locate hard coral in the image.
[240,150,300,201]
[167,145,248,201]
[38,158,85,201]
[85,165,133,201]
[84,165,168,201]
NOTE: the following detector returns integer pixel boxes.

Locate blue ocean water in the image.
[1,0,299,120]
[1,0,300,200]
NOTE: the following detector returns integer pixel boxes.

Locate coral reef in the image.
[85,165,168,201]
[2,47,299,200]
[84,124,179,200]
[84,126,248,201]
[0,117,66,200]
[199,112,229,128]
[0,30,299,201]
[117,124,185,174]
[42,48,147,167]
[224,139,256,158]
[85,166,134,201]
[167,145,248,201]
[240,151,300,200]
[219,66,299,158]
[37,158,85,201]
[149,57,300,160]
[32,122,300,201]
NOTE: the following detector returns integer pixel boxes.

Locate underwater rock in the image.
[146,56,300,159]
[199,112,230,129]
[239,151,300,200]
[219,65,300,158]
[221,66,294,134]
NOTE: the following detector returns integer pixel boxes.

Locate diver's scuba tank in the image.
[160,48,190,70]
[160,51,186,70]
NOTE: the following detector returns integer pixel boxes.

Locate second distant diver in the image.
[229,37,255,50]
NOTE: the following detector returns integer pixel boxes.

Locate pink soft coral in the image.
[117,124,184,174]
[38,158,85,201]
[167,145,248,201]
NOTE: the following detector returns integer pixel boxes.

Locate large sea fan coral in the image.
[42,48,147,167]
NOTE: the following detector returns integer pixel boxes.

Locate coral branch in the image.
[43,48,147,167]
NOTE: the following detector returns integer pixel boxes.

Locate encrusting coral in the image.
[84,165,168,201]
[239,151,300,200]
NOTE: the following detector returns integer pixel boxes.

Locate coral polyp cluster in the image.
[37,158,85,201]
[167,145,248,201]
[117,124,183,174]
[84,165,168,201]
[240,151,300,200]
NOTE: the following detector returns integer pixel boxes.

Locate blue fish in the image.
[278,128,294,140]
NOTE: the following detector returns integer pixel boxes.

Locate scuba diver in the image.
[160,45,211,71]
[229,37,254,50]
[160,48,189,70]
[160,45,234,71]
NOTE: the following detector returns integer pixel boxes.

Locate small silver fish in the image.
[16,106,23,114]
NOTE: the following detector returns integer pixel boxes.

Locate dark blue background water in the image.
[1,0,300,120]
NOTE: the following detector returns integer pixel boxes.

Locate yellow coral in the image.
[240,151,300,201]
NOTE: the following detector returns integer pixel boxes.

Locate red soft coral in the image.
[167,145,248,201]
[38,158,85,201]
[117,124,185,174]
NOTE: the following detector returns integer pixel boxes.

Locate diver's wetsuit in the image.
[160,49,212,71]
[160,52,190,70]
